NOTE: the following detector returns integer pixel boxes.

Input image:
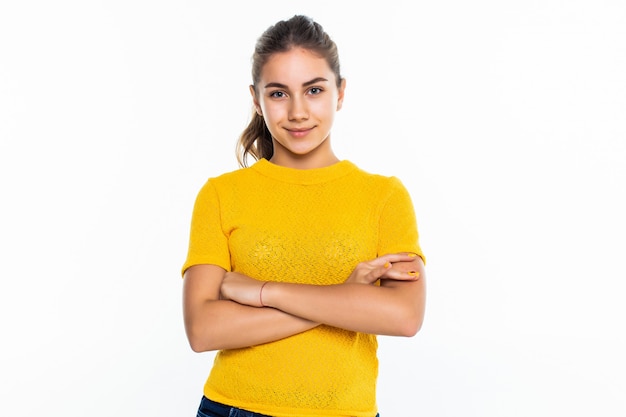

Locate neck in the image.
[270,153,340,169]
[269,140,340,169]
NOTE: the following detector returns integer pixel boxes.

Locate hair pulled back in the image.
[236,15,343,167]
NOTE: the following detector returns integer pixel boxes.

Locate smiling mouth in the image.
[287,127,314,137]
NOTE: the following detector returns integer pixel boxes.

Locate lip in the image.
[286,127,314,138]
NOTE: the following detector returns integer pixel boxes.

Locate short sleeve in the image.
[181,180,231,276]
[377,177,425,264]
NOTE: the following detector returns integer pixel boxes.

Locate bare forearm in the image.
[185,299,318,352]
[261,280,425,336]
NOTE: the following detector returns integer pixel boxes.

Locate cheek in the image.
[311,99,335,117]
[262,102,284,121]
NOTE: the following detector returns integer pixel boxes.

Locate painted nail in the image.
[408,271,419,277]
[408,253,418,257]
[384,262,391,268]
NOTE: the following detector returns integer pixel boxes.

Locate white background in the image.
[1,1,625,416]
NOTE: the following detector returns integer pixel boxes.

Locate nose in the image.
[288,96,309,121]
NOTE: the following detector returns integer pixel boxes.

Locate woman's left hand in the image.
[345,253,421,285]
[220,272,266,307]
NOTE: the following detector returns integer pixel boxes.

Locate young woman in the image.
[182,15,426,417]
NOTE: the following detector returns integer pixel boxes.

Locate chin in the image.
[285,144,322,156]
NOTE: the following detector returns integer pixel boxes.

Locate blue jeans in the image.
[196,397,272,417]
[196,396,380,417]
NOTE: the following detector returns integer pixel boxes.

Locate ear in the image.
[336,78,347,111]
[249,85,263,116]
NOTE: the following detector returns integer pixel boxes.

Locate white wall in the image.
[1,1,624,416]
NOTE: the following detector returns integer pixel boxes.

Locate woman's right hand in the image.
[345,253,421,285]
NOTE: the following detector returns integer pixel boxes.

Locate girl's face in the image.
[251,48,346,169]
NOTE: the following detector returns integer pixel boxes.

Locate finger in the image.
[381,267,420,281]
[369,262,393,281]
[389,259,421,274]
[377,252,418,265]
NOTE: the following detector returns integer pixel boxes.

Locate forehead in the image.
[260,48,335,85]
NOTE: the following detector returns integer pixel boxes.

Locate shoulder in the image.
[190,166,254,205]
[348,163,408,194]
[200,164,257,189]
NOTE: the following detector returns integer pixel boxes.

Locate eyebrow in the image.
[264,77,329,89]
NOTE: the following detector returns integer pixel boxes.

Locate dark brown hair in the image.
[236,15,343,167]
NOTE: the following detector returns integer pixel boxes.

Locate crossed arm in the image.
[182,254,426,352]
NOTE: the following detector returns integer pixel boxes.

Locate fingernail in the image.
[384,262,391,268]
[408,271,419,277]
[408,253,418,257]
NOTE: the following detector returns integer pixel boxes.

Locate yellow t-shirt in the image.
[182,159,424,417]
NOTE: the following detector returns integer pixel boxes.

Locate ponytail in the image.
[236,109,273,168]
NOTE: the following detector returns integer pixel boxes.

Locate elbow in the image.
[187,332,208,353]
[399,316,424,337]
[188,335,219,353]
[395,307,425,337]
[396,283,426,337]
[186,324,219,353]
[188,338,209,353]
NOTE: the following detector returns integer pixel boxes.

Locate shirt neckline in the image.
[250,158,357,185]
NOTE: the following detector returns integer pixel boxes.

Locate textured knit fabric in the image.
[182,159,424,417]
